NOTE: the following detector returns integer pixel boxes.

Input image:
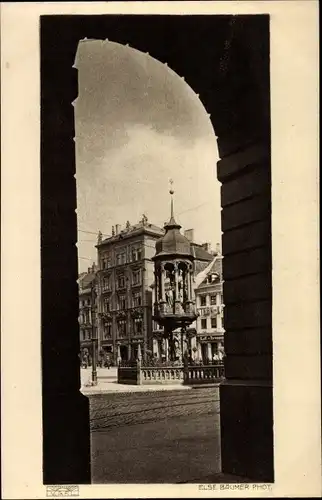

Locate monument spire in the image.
[169,178,174,220]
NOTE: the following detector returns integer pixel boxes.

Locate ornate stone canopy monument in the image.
[152,181,198,362]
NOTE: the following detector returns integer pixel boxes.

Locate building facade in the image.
[78,264,97,365]
[194,254,224,363]
[96,216,164,363]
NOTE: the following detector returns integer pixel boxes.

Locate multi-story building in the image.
[96,216,164,363]
[194,251,224,363]
[78,264,97,363]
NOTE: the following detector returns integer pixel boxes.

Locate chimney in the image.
[184,229,194,242]
[216,243,221,255]
[115,224,121,235]
[201,242,211,253]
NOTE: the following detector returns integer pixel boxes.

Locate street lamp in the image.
[91,281,98,385]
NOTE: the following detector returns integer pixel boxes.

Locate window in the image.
[103,298,110,313]
[104,322,112,339]
[208,273,219,283]
[87,330,91,340]
[116,250,127,266]
[132,269,141,286]
[131,246,143,262]
[103,276,111,291]
[201,318,207,330]
[119,295,126,310]
[133,318,143,336]
[133,292,142,307]
[211,317,217,329]
[200,296,207,307]
[117,319,127,337]
[117,274,125,289]
[210,295,216,305]
[102,257,111,269]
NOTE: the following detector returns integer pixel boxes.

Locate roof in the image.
[98,221,164,246]
[154,198,193,259]
[194,260,212,276]
[154,226,192,259]
[78,271,96,291]
[191,243,214,262]
[195,255,223,289]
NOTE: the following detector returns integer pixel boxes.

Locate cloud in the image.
[74,40,221,272]
[76,124,220,270]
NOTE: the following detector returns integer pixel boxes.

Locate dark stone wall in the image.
[214,17,273,481]
[41,14,272,483]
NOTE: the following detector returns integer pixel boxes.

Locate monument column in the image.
[160,265,166,301]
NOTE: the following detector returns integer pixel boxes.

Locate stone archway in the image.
[41,14,272,483]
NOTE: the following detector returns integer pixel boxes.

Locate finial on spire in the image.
[169,179,175,220]
[169,178,174,195]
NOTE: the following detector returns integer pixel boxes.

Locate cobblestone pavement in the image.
[89,387,221,483]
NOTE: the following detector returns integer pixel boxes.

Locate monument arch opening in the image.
[41,13,272,484]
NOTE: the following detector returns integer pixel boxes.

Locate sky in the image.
[74,40,221,273]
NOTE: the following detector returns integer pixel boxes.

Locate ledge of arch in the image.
[217,142,270,183]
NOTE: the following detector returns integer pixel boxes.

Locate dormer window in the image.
[208,273,219,284]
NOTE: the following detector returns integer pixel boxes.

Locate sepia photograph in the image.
[1,2,320,499]
[41,12,273,485]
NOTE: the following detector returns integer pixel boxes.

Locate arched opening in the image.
[74,40,221,273]
[41,14,272,485]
